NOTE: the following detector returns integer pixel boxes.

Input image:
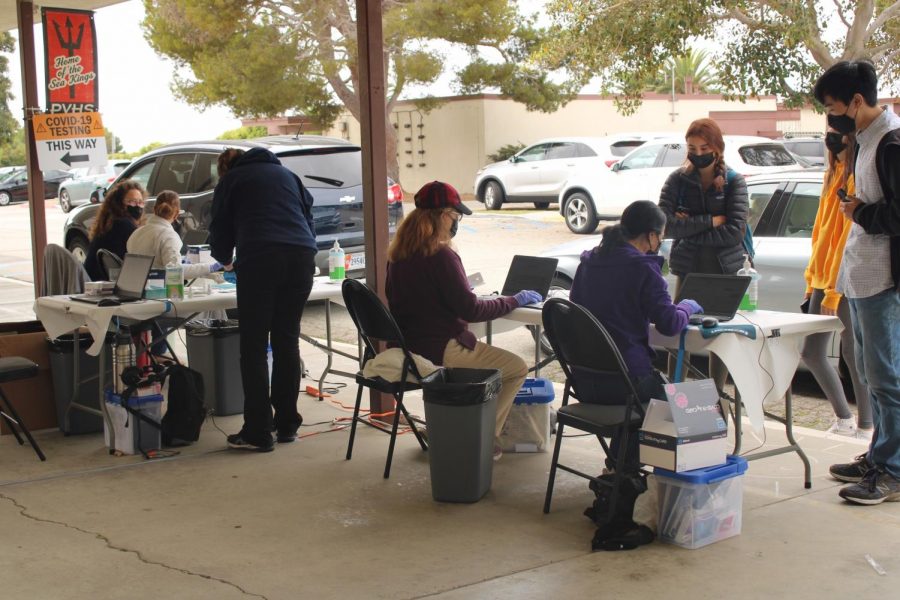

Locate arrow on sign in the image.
[60,151,89,167]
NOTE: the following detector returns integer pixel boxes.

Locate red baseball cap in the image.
[413,181,472,215]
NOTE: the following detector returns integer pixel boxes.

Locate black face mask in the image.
[825,132,847,156]
[449,218,459,238]
[688,152,715,169]
[171,219,183,235]
[827,100,858,135]
[126,205,143,220]
[646,232,661,255]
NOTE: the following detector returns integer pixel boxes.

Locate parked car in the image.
[473,134,671,210]
[63,136,404,276]
[558,135,802,233]
[779,137,826,167]
[58,161,131,212]
[0,167,72,206]
[540,168,839,357]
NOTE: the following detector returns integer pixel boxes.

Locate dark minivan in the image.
[63,135,404,275]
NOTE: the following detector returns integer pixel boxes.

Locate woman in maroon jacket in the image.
[386,181,542,460]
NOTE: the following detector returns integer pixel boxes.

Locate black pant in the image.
[574,370,666,472]
[235,247,315,443]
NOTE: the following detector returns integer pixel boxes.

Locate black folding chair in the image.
[0,357,47,461]
[96,248,123,282]
[341,279,428,478]
[541,298,647,516]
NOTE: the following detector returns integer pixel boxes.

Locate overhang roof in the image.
[2,1,124,33]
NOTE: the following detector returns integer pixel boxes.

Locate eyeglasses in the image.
[445,211,463,221]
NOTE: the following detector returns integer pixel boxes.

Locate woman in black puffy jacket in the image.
[658,118,749,385]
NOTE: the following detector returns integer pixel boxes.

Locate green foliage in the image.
[487,143,525,163]
[217,125,269,140]
[540,0,900,113]
[142,0,576,180]
[137,141,164,155]
[104,128,124,153]
[0,124,25,166]
[648,49,719,94]
[0,33,19,147]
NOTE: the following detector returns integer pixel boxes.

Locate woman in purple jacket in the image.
[570,200,703,470]
[386,181,542,460]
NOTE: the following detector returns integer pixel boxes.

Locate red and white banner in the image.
[42,8,98,113]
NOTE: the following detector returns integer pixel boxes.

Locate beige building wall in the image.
[324,94,790,195]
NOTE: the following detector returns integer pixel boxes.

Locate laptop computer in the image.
[181,229,209,247]
[70,253,155,305]
[481,255,559,309]
[674,273,751,322]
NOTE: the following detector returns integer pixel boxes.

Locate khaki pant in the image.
[443,339,528,440]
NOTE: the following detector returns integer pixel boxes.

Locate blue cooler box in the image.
[498,378,555,453]
[655,455,748,549]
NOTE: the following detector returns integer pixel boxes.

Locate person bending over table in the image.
[127,190,224,279]
[569,200,703,472]
[83,179,147,281]
[385,181,542,461]
[208,147,317,453]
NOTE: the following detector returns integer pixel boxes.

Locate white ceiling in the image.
[2,1,124,33]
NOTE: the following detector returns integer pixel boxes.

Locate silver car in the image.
[539,169,841,360]
[473,134,667,210]
[57,161,131,212]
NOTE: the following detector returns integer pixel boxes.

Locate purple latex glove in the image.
[209,261,224,273]
[514,290,543,306]
[677,299,703,315]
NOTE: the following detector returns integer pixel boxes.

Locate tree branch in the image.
[727,8,767,30]
[831,0,852,29]
[844,0,875,58]
[867,0,900,37]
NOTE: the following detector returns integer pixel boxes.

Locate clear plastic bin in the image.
[499,377,554,452]
[655,455,748,549]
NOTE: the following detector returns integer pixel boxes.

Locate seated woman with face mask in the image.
[126,190,223,278]
[569,200,703,472]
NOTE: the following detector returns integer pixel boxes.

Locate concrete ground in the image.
[2,330,898,600]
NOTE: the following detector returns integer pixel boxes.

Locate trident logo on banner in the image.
[52,17,85,100]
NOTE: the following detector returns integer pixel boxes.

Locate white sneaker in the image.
[827,417,858,437]
[856,427,874,441]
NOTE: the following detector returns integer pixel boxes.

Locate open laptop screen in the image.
[674,273,751,321]
[500,255,559,298]
[115,254,154,300]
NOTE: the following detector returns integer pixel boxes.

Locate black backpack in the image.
[160,365,207,443]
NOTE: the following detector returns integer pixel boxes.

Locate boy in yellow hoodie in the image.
[801,130,872,438]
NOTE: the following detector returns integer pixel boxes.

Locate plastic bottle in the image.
[329,240,345,281]
[266,340,273,384]
[165,261,184,300]
[112,327,136,394]
[738,254,759,311]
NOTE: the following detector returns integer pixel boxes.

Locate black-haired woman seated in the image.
[569,200,703,471]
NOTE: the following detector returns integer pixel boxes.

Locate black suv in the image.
[63,135,404,275]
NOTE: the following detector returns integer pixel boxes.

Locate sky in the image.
[6,1,242,153]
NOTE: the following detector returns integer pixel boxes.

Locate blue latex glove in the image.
[677,299,703,315]
[514,290,543,306]
[209,261,224,273]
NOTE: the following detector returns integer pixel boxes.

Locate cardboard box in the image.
[0,321,57,435]
[639,379,727,472]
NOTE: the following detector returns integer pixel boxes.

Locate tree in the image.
[649,49,719,95]
[142,0,578,182]
[217,125,269,140]
[487,142,525,163]
[0,32,23,165]
[539,0,900,113]
[104,128,124,154]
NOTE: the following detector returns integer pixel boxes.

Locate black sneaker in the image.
[839,469,900,505]
[276,430,297,444]
[829,454,870,483]
[227,433,274,452]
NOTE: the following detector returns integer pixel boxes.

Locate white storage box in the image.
[655,455,748,549]
[498,378,554,453]
[103,390,163,455]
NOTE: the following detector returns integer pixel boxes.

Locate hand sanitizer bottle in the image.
[738,254,758,311]
[165,261,184,300]
[329,240,345,281]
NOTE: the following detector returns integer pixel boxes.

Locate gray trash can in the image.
[47,333,113,435]
[186,320,243,416]
[422,368,501,503]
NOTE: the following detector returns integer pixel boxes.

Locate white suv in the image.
[473,134,666,210]
[559,135,801,233]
